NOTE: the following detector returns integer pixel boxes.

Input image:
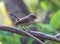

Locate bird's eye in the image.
[32,15,37,18]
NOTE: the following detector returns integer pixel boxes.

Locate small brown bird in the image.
[10,14,37,26]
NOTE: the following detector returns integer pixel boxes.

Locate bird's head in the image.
[29,15,37,20]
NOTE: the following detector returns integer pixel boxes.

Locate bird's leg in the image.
[22,26,30,31]
[19,25,27,31]
[22,26,26,31]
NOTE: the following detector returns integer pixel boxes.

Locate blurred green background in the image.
[0,0,60,44]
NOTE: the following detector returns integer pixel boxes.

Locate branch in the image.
[0,25,44,44]
[0,25,60,43]
[55,33,60,38]
[28,31,60,42]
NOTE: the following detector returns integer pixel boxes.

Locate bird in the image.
[10,14,37,26]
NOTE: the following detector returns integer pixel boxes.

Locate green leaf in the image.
[50,10,60,29]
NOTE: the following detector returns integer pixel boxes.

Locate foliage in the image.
[24,0,38,13]
[0,31,21,44]
[50,10,60,29]
[34,23,54,34]
[0,0,60,44]
[0,0,2,2]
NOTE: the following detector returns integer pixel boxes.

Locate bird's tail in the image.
[10,14,20,21]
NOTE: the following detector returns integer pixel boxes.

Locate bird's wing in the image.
[15,17,30,25]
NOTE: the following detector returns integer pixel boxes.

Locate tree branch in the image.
[0,25,60,43]
[0,25,44,44]
[28,31,60,42]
